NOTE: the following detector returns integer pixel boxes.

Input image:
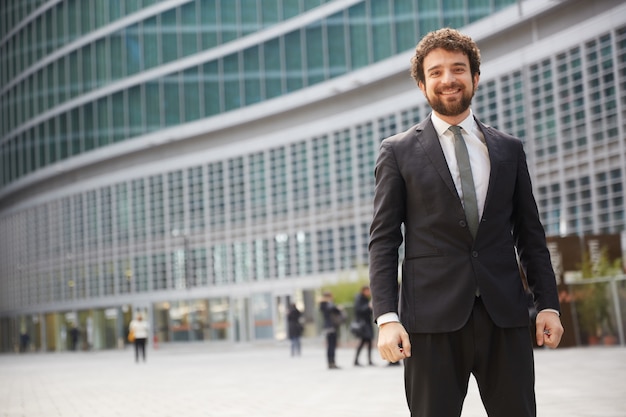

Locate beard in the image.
[425,82,475,117]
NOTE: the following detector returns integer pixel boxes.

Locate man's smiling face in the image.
[418,48,479,123]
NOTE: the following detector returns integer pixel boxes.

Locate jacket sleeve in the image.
[511,142,560,314]
[369,139,406,320]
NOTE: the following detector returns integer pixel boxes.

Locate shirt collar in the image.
[430,110,475,138]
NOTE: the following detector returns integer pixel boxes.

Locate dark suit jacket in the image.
[369,115,560,333]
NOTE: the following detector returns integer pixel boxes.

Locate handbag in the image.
[128,329,135,342]
[350,320,365,337]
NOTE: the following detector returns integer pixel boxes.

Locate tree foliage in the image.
[321,265,370,306]
[576,247,622,338]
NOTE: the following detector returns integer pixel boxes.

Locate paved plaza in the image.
[1,341,625,417]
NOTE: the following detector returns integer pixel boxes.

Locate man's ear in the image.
[418,80,426,95]
[473,72,480,89]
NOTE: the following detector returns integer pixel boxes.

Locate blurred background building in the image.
[1,0,625,352]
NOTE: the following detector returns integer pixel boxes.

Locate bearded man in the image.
[369,28,563,417]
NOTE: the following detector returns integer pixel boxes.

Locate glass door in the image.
[154,302,171,343]
[233,297,249,343]
[208,297,231,341]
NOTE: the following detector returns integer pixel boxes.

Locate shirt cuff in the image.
[538,308,560,316]
[376,312,400,327]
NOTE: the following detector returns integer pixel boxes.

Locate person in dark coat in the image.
[287,303,303,356]
[320,291,344,369]
[353,286,375,366]
[19,331,30,353]
[69,324,80,351]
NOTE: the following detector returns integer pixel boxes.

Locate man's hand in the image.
[377,322,411,362]
[535,310,564,348]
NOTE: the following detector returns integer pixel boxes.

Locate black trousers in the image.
[326,331,337,365]
[404,297,535,417]
[134,338,147,362]
[355,337,372,364]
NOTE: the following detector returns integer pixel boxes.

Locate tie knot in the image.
[449,125,462,136]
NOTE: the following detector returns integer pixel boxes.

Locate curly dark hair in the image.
[410,28,481,86]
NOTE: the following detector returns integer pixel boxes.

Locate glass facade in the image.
[1,0,511,187]
[530,29,626,236]
[24,123,366,288]
[1,0,625,351]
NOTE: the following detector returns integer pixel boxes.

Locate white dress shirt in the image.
[430,110,490,219]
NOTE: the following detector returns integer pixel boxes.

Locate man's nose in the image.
[441,69,456,84]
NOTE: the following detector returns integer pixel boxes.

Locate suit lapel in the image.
[412,116,508,219]
[414,117,459,199]
[476,119,503,217]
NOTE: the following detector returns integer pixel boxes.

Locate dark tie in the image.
[449,125,479,238]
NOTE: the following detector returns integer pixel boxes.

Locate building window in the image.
[208,162,226,229]
[291,142,309,213]
[270,148,288,217]
[316,228,335,272]
[313,136,331,210]
[249,152,267,221]
[229,157,246,226]
[335,129,353,205]
[213,244,229,285]
[274,234,290,278]
[254,239,269,281]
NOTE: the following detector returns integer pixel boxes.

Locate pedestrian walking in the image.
[319,291,344,369]
[129,313,150,363]
[19,330,29,353]
[69,324,80,351]
[352,286,374,366]
[287,303,303,357]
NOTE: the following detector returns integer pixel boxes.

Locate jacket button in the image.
[459,220,467,228]
[472,251,478,258]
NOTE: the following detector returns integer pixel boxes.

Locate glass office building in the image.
[1,0,625,352]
